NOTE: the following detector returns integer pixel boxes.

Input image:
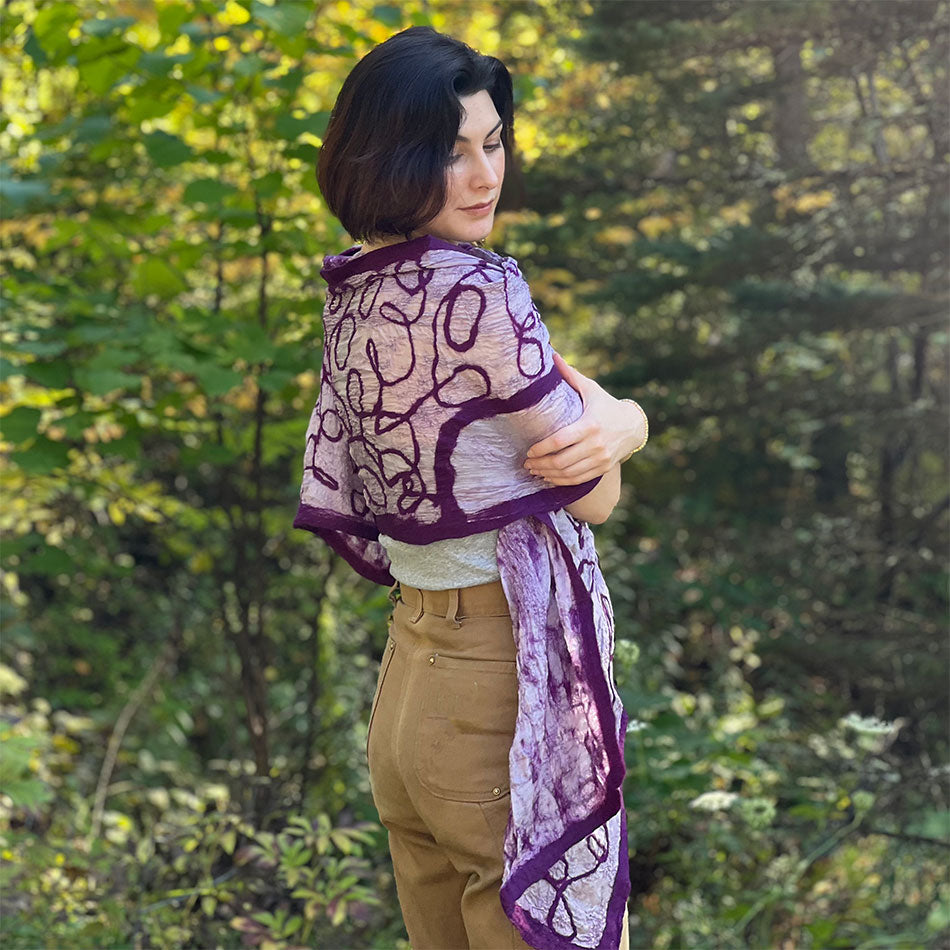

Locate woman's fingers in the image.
[538,457,610,485]
[525,443,588,476]
[525,417,590,460]
[526,440,611,479]
[542,467,604,486]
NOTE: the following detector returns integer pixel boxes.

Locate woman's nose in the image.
[471,150,500,188]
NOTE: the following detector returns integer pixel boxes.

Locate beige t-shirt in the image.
[376,529,501,591]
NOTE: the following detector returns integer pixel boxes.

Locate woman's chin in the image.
[429,214,495,244]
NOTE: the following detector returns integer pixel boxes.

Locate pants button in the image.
[492,786,502,796]
[428,654,436,664]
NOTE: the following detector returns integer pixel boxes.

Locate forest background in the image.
[1,0,947,947]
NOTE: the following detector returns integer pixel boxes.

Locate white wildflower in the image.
[841,712,894,735]
[689,791,738,812]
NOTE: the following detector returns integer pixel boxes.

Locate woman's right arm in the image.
[564,460,622,524]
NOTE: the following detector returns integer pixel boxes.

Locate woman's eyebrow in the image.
[456,118,503,142]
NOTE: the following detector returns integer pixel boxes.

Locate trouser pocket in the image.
[412,654,518,803]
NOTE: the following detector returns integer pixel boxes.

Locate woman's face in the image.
[417,89,505,245]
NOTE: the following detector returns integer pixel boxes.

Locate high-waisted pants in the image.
[366,577,631,950]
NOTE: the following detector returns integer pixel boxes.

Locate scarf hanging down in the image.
[293,234,630,949]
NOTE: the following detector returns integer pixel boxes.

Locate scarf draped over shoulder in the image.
[294,235,630,950]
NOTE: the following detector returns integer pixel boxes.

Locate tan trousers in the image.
[366,578,630,950]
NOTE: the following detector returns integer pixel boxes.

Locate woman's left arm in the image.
[523,352,648,486]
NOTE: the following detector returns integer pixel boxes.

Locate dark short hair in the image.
[317,26,515,244]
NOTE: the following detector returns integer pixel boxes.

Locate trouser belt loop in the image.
[409,587,424,624]
[445,587,462,628]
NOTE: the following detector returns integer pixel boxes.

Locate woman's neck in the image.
[355,233,466,257]
[358,235,415,256]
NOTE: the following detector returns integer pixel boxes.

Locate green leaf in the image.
[927,895,950,933]
[82,347,136,372]
[78,44,141,94]
[18,545,74,576]
[259,370,295,394]
[195,443,241,466]
[138,51,193,77]
[50,409,95,438]
[182,179,238,205]
[0,777,54,809]
[144,130,194,168]
[0,532,40,558]
[229,326,276,363]
[274,111,329,141]
[10,339,68,358]
[265,65,304,93]
[805,919,838,945]
[335,23,372,45]
[80,16,135,37]
[100,432,140,460]
[329,830,353,854]
[9,436,72,474]
[234,54,265,77]
[32,3,80,61]
[23,26,49,67]
[195,364,243,397]
[67,322,120,345]
[126,93,178,124]
[905,808,950,843]
[0,734,44,776]
[1,179,49,210]
[253,170,284,198]
[1,407,43,444]
[284,142,319,163]
[0,356,25,379]
[251,0,311,36]
[74,114,113,144]
[185,83,224,105]
[216,208,258,227]
[73,367,140,396]
[157,2,191,39]
[24,361,71,388]
[131,258,188,298]
[371,5,403,26]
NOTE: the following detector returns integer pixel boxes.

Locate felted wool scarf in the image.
[294,233,630,950]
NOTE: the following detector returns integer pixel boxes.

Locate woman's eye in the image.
[449,142,503,164]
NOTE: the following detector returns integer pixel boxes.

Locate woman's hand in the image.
[523,352,647,486]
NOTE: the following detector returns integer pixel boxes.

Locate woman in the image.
[294,25,647,950]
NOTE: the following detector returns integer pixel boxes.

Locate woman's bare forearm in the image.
[564,461,622,524]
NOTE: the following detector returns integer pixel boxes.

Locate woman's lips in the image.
[460,201,493,215]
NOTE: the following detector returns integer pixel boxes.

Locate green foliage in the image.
[610,628,949,949]
[0,668,394,949]
[0,665,55,809]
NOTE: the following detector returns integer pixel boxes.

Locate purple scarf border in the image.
[500,508,631,950]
